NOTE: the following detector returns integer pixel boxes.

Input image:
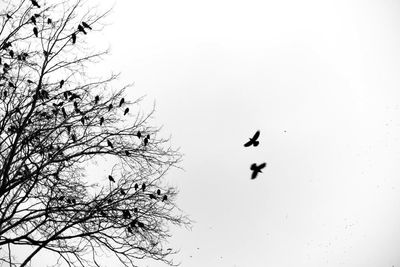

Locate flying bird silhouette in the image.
[71,33,76,44]
[82,21,92,30]
[250,162,266,179]
[31,0,41,8]
[119,98,124,107]
[244,130,260,147]
[77,24,87,34]
[124,107,129,115]
[108,175,115,183]
[33,27,38,37]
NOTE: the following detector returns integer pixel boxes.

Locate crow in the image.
[71,33,76,44]
[33,27,38,37]
[244,130,260,147]
[108,175,115,182]
[94,95,99,104]
[250,162,266,179]
[143,137,148,146]
[120,188,126,195]
[27,79,34,84]
[157,189,161,195]
[47,18,52,24]
[31,0,41,8]
[60,79,64,88]
[124,107,129,115]
[9,50,14,58]
[141,183,146,192]
[162,195,168,202]
[77,24,87,34]
[31,16,36,25]
[134,183,138,190]
[119,98,124,107]
[100,117,104,126]
[137,131,141,139]
[6,14,12,19]
[107,139,113,148]
[108,103,113,111]
[82,21,92,30]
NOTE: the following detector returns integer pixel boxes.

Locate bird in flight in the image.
[244,130,260,147]
[31,0,41,8]
[250,163,266,179]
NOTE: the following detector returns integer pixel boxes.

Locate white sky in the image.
[32,0,400,266]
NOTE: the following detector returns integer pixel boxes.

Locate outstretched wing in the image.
[244,139,253,147]
[258,162,267,170]
[250,163,257,170]
[252,130,260,140]
[251,169,258,179]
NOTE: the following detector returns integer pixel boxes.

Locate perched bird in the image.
[162,195,168,202]
[134,183,138,190]
[143,137,148,146]
[47,18,52,24]
[244,130,261,147]
[107,139,113,148]
[6,14,12,19]
[31,0,41,8]
[94,95,99,104]
[31,15,36,25]
[146,134,150,139]
[60,79,64,88]
[119,98,125,107]
[108,175,115,183]
[33,27,38,37]
[141,183,146,192]
[108,103,113,111]
[82,21,92,30]
[9,50,14,58]
[99,117,104,126]
[77,24,87,34]
[120,188,126,195]
[157,189,161,195]
[71,33,76,44]
[137,131,141,139]
[27,79,34,84]
[124,107,129,115]
[250,162,267,179]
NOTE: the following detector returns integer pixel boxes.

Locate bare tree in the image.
[0,1,189,266]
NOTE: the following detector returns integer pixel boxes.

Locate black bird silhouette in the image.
[244,130,260,147]
[31,16,36,25]
[82,21,92,30]
[27,79,34,84]
[119,98,125,107]
[250,162,266,179]
[162,195,168,202]
[94,95,99,104]
[77,24,87,34]
[9,50,14,58]
[71,33,76,44]
[107,139,113,148]
[60,79,64,88]
[47,18,52,24]
[157,189,161,195]
[134,183,138,190]
[141,183,146,191]
[137,131,141,139]
[108,175,115,183]
[143,137,149,146]
[6,14,12,19]
[120,188,126,195]
[108,103,113,111]
[146,134,150,139]
[124,107,129,115]
[33,27,38,37]
[31,0,41,8]
[100,117,104,126]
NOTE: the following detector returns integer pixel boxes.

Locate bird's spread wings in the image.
[244,139,253,147]
[250,163,257,170]
[253,130,260,140]
[258,162,266,169]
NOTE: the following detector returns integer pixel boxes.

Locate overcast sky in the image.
[35,0,400,266]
